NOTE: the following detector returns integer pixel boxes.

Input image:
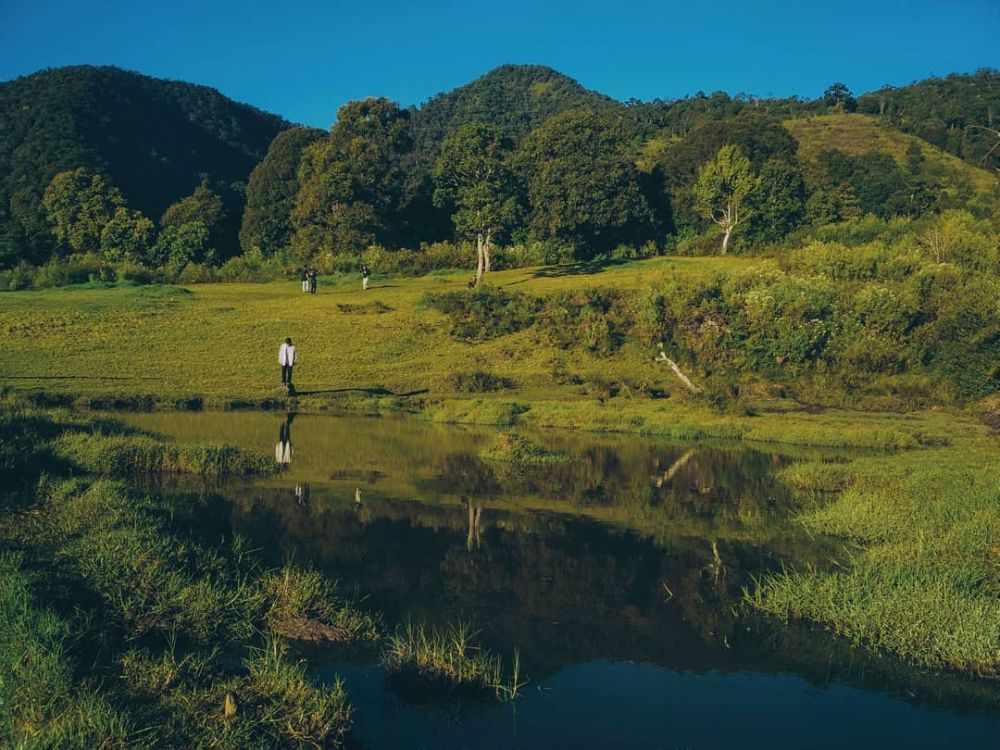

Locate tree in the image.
[655,113,798,229]
[748,158,807,243]
[3,189,54,267]
[694,145,756,254]
[42,168,125,254]
[822,82,857,112]
[291,98,411,258]
[99,207,155,262]
[433,123,521,286]
[150,221,212,268]
[516,110,662,255]
[818,149,909,218]
[240,127,324,255]
[162,181,224,231]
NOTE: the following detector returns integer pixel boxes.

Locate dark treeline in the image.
[0,64,998,280]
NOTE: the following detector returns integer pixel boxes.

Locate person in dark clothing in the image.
[309,269,318,294]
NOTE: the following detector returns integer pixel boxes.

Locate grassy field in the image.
[0,255,983,450]
[0,256,752,402]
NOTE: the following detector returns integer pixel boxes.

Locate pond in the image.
[121,411,1000,749]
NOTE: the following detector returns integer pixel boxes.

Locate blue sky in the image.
[1,0,997,128]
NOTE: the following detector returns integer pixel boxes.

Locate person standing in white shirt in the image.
[279,337,297,393]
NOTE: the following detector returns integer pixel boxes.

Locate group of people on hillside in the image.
[300,265,371,295]
[300,268,318,294]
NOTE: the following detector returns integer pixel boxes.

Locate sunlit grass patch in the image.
[260,564,380,644]
[383,621,526,701]
[481,432,570,464]
[750,436,1000,676]
[52,430,276,477]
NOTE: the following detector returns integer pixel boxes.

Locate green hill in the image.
[408,64,623,170]
[786,113,999,210]
[855,70,1000,171]
[0,65,289,263]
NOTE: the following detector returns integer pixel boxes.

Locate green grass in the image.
[0,407,380,746]
[120,637,353,748]
[480,432,570,464]
[0,256,753,414]
[52,430,277,478]
[383,621,525,701]
[0,552,135,749]
[260,565,381,644]
[785,113,998,196]
[749,436,1000,677]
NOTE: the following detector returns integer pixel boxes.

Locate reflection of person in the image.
[295,482,310,506]
[279,337,297,393]
[275,412,294,466]
[361,264,370,291]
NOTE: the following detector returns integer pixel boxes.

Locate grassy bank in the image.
[750,435,1000,677]
[0,404,381,747]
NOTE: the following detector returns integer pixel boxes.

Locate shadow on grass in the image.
[5,375,160,381]
[295,386,429,398]
[529,258,633,279]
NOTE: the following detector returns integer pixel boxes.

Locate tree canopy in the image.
[516,110,665,255]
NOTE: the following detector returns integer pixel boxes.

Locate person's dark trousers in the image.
[281,365,294,386]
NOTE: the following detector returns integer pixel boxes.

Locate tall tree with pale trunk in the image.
[433,123,521,287]
[694,144,755,255]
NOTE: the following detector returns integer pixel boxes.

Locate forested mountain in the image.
[1,63,997,272]
[0,65,289,264]
[407,65,623,170]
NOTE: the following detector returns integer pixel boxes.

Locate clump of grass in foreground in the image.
[121,636,352,748]
[480,432,570,465]
[21,477,375,648]
[749,438,1000,677]
[383,622,526,701]
[260,564,381,644]
[52,430,276,477]
[0,552,135,748]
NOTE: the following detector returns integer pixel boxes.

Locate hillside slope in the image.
[0,65,289,261]
[785,113,998,198]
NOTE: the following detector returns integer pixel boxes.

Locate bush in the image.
[427,286,542,340]
[539,288,630,355]
[451,370,515,392]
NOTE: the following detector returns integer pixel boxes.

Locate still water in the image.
[122,411,1000,749]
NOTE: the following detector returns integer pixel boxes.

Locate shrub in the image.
[427,286,541,340]
[451,370,515,392]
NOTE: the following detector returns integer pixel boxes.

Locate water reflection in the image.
[275,411,294,466]
[118,410,1000,742]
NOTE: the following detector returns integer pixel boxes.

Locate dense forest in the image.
[0,66,288,267]
[0,64,997,279]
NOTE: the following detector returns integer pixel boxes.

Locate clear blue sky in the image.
[1,0,997,128]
